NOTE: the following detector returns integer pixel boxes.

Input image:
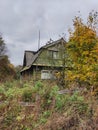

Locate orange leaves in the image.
[66,12,98,87]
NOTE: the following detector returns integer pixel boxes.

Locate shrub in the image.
[0,85,6,101]
[22,88,33,102]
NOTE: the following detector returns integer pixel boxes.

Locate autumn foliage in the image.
[0,36,16,82]
[0,56,16,82]
[66,12,98,90]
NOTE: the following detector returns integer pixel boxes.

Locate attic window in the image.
[48,50,58,59]
[53,51,58,59]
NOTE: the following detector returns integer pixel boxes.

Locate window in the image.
[41,70,52,79]
[53,51,58,59]
[48,50,58,59]
[48,50,53,58]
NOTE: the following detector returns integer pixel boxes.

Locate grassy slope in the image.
[0,80,98,130]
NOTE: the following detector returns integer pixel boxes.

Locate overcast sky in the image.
[0,0,98,66]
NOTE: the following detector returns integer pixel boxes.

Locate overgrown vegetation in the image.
[0,80,98,130]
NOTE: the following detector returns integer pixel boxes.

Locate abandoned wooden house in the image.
[20,38,66,80]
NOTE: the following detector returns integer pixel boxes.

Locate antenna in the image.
[38,30,40,50]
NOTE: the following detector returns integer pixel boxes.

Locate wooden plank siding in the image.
[21,38,66,80]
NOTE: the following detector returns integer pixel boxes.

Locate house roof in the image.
[39,38,65,49]
[21,38,66,72]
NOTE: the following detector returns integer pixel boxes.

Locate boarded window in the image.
[41,70,53,79]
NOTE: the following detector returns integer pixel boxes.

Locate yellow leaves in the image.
[66,12,98,87]
[69,22,97,47]
[66,61,97,85]
[55,71,61,79]
[82,51,89,56]
[16,116,22,121]
[66,70,75,81]
[8,63,15,69]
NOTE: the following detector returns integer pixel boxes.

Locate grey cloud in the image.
[0,0,97,65]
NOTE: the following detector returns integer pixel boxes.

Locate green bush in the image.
[22,88,33,102]
[66,92,89,115]
[0,86,5,94]
[33,81,43,92]
[4,81,13,89]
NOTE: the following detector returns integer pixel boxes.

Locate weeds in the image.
[0,80,98,130]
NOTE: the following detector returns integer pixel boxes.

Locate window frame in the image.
[48,50,59,59]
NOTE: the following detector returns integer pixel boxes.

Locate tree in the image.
[0,35,6,56]
[66,11,98,89]
[0,35,16,82]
